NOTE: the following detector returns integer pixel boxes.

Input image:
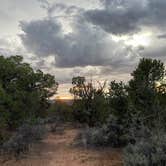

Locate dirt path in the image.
[1,126,123,166]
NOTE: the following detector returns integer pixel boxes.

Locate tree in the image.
[70,76,86,100]
[0,55,58,129]
[109,81,129,120]
[70,76,108,126]
[128,58,165,120]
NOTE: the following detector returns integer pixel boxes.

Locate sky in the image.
[0,0,166,98]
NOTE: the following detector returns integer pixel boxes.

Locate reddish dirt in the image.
[1,126,123,166]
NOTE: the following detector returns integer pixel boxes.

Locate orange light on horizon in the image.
[55,95,73,100]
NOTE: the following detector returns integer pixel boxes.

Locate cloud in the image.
[19,0,166,87]
[1,0,166,96]
[147,0,166,27]
[85,0,166,35]
[0,36,25,56]
[20,12,139,69]
[38,0,83,18]
[127,31,166,63]
[141,41,166,61]
[85,0,147,34]
[157,34,166,39]
[85,0,148,34]
[20,19,66,57]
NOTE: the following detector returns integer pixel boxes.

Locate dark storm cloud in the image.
[20,14,138,68]
[85,0,147,34]
[20,19,68,57]
[1,0,166,91]
[20,0,166,72]
[147,0,166,26]
[157,34,166,39]
[85,0,166,35]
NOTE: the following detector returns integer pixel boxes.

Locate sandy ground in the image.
[0,126,123,166]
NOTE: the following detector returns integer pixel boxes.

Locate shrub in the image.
[48,102,74,122]
[1,133,30,159]
[127,118,152,144]
[103,115,128,147]
[1,123,46,159]
[17,123,46,142]
[42,117,59,124]
[77,115,128,147]
[50,123,58,133]
[77,127,108,147]
[0,130,11,146]
[108,81,129,120]
[123,130,166,166]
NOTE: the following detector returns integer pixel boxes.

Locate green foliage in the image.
[0,55,58,130]
[157,81,166,108]
[130,58,165,87]
[75,58,166,150]
[70,76,109,126]
[1,122,46,159]
[1,54,166,164]
[48,101,74,122]
[109,81,129,120]
[124,129,166,166]
[128,58,165,118]
[78,114,129,148]
[78,127,107,147]
[103,115,129,147]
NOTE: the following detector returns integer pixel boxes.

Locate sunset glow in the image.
[56,95,73,100]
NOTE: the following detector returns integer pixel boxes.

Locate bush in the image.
[127,117,152,144]
[103,115,128,147]
[0,122,46,159]
[1,133,30,159]
[0,130,11,146]
[123,130,166,166]
[18,123,46,142]
[77,127,108,147]
[77,115,128,147]
[48,102,74,122]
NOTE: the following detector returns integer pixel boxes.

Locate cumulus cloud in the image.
[20,12,139,69]
[1,0,166,95]
[18,0,166,87]
[85,0,166,35]
[157,34,166,39]
[140,35,166,61]
[0,36,25,56]
[38,0,83,18]
[85,0,147,34]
